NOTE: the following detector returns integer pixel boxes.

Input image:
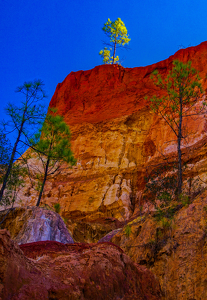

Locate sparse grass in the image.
[124,224,131,238]
[63,217,68,224]
[179,193,190,207]
[160,217,172,231]
[54,203,61,213]
[154,204,179,222]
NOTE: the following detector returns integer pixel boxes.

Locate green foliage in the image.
[179,193,190,206]
[33,109,76,164]
[99,47,119,65]
[0,163,26,206]
[34,174,42,192]
[6,80,46,136]
[154,205,179,222]
[160,217,172,231]
[124,224,131,237]
[102,18,130,46]
[0,132,27,206]
[54,203,61,213]
[100,17,130,65]
[31,108,76,207]
[0,133,11,166]
[145,165,187,228]
[63,217,68,224]
[153,208,165,221]
[150,60,203,119]
[0,80,46,204]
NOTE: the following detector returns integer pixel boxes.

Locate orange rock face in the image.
[111,189,207,300]
[18,41,207,242]
[0,229,162,300]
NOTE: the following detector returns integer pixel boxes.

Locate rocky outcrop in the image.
[0,229,162,300]
[0,207,74,244]
[110,189,207,300]
[98,228,123,243]
[16,41,207,243]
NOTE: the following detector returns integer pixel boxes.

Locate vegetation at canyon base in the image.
[99,17,130,65]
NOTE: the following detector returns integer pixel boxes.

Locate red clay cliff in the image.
[50,41,207,125]
[17,41,207,243]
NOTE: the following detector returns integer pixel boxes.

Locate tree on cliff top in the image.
[0,80,46,204]
[30,109,76,207]
[150,60,204,196]
[99,18,130,65]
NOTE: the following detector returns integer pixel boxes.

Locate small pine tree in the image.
[30,109,76,207]
[99,18,130,65]
[150,60,204,196]
[0,80,46,204]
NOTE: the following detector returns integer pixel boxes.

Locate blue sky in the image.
[1,0,207,126]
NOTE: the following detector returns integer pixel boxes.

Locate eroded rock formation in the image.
[0,207,74,244]
[110,189,207,299]
[0,229,162,300]
[16,41,207,243]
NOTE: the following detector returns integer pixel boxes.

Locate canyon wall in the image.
[111,188,207,300]
[17,41,207,241]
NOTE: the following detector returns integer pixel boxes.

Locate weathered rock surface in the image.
[16,42,207,243]
[0,229,162,300]
[98,228,123,243]
[0,207,74,244]
[110,190,207,300]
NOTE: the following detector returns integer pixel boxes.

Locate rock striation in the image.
[17,41,207,242]
[0,229,162,300]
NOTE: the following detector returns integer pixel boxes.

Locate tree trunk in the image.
[0,108,27,202]
[112,38,117,64]
[177,133,182,195]
[36,158,50,207]
[177,96,183,196]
